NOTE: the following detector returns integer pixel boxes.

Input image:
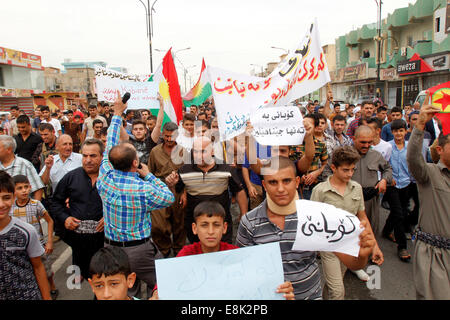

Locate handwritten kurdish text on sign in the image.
[209,18,331,141]
[292,200,363,257]
[155,242,285,300]
[250,106,305,146]
[95,66,159,110]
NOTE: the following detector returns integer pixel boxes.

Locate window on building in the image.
[436,17,441,33]
[407,36,413,47]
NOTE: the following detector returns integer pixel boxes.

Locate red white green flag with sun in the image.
[150,49,183,125]
[182,58,212,108]
[427,81,450,135]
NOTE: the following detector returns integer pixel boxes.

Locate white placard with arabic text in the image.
[250,106,305,146]
[293,200,363,257]
[95,66,159,110]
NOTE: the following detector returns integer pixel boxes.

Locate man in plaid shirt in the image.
[97,92,175,298]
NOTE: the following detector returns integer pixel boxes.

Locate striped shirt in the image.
[0,156,45,193]
[10,199,48,245]
[97,115,175,242]
[236,199,322,300]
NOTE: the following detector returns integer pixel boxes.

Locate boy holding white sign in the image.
[151,201,294,300]
[311,146,381,300]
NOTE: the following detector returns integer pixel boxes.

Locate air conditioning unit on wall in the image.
[400,47,407,56]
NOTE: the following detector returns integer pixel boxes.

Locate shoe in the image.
[351,269,370,282]
[398,249,411,262]
[382,232,396,243]
[50,289,59,300]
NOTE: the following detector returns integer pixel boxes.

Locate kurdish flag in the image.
[182,58,212,108]
[427,81,450,135]
[151,49,184,125]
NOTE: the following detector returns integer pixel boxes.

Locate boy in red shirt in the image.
[151,201,294,300]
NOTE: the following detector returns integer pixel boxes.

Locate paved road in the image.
[49,205,416,300]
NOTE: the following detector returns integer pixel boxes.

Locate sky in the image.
[1,0,414,89]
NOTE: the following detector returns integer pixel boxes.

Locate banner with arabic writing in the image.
[95,66,159,110]
[293,200,363,257]
[250,106,305,146]
[208,19,330,141]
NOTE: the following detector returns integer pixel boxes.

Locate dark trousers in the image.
[382,185,410,250]
[406,182,419,228]
[64,231,104,279]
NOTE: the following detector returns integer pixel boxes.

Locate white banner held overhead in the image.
[95,66,159,110]
[293,200,363,257]
[208,18,330,141]
[250,106,305,146]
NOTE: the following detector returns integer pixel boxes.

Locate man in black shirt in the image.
[14,115,43,162]
[50,138,104,281]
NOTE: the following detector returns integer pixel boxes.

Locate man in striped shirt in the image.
[236,156,375,299]
[97,92,175,297]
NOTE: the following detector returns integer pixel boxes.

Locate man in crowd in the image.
[14,115,43,163]
[0,135,44,201]
[97,91,175,298]
[366,117,392,162]
[148,122,186,257]
[125,95,164,165]
[381,107,404,142]
[352,125,392,242]
[236,156,376,300]
[346,101,375,139]
[40,106,62,138]
[174,136,248,244]
[406,95,449,300]
[32,123,57,172]
[62,111,82,153]
[81,105,107,141]
[50,138,105,282]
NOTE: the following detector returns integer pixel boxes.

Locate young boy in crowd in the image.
[382,119,412,262]
[150,201,294,300]
[311,146,381,299]
[10,174,58,299]
[88,246,138,300]
[0,171,51,300]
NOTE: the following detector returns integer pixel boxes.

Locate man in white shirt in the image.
[40,106,62,138]
[39,134,82,192]
[366,118,392,161]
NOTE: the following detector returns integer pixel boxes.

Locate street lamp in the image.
[271,46,289,54]
[183,65,197,93]
[375,0,383,99]
[138,0,158,73]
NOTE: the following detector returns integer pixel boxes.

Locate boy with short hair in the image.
[151,201,294,300]
[382,119,412,262]
[176,113,196,151]
[0,170,51,300]
[311,146,382,299]
[88,246,138,300]
[10,174,58,299]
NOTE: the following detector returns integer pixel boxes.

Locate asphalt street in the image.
[48,204,416,300]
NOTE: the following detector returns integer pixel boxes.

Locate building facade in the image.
[330,0,449,107]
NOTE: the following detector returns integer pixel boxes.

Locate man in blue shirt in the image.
[381,119,412,262]
[381,107,403,142]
